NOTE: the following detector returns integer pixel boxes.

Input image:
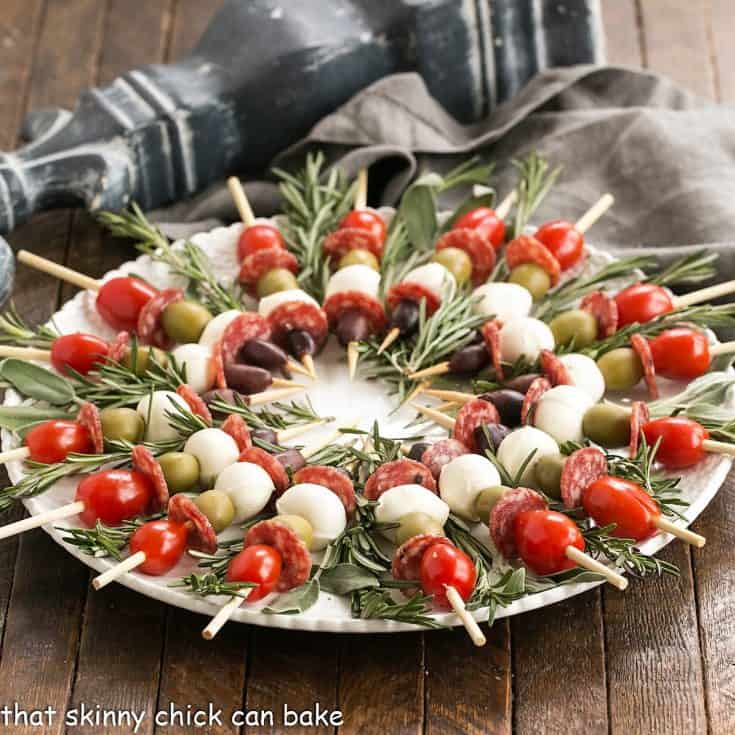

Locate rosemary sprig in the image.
[207,394,325,430]
[177,573,255,598]
[0,306,59,348]
[512,152,563,238]
[646,250,718,286]
[58,514,163,559]
[354,588,443,628]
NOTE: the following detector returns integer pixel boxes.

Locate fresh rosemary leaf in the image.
[59,514,163,559]
[0,305,59,348]
[512,152,562,238]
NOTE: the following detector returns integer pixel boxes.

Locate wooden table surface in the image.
[0,2,732,733]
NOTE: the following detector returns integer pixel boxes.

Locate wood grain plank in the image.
[707,0,735,103]
[167,0,221,60]
[599,0,643,68]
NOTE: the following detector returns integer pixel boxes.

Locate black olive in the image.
[449,343,490,374]
[223,363,272,395]
[503,373,541,394]
[202,388,243,406]
[473,422,511,454]
[274,448,306,473]
[478,389,525,427]
[406,442,431,462]
[336,309,371,347]
[287,329,316,358]
[390,299,420,336]
[252,427,279,445]
[238,339,288,370]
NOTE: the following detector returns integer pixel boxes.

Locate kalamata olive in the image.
[394,512,445,547]
[474,485,509,523]
[287,329,316,358]
[449,342,490,374]
[508,263,551,300]
[275,514,314,549]
[100,407,145,443]
[252,427,279,445]
[503,373,542,394]
[431,247,472,285]
[478,389,525,427]
[239,339,288,371]
[473,422,511,454]
[194,490,235,533]
[549,309,598,349]
[596,348,644,391]
[256,268,299,298]
[336,309,371,347]
[202,388,243,406]
[338,249,380,271]
[407,442,432,462]
[158,451,200,493]
[274,448,306,473]
[390,299,420,336]
[161,300,213,343]
[533,453,566,498]
[582,403,631,447]
[223,363,272,395]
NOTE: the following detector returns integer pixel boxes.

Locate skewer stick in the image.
[286,359,313,379]
[0,446,30,465]
[0,500,85,541]
[354,168,369,210]
[410,403,455,431]
[92,551,146,590]
[674,282,735,308]
[494,190,518,220]
[377,327,400,355]
[270,377,302,389]
[248,386,304,406]
[405,380,429,404]
[423,388,475,405]
[302,419,359,459]
[0,346,53,361]
[301,354,317,380]
[347,341,359,381]
[275,418,329,443]
[574,193,614,234]
[407,362,450,381]
[202,588,254,640]
[702,439,735,457]
[654,517,705,548]
[227,176,256,228]
[17,250,101,292]
[565,546,628,590]
[708,340,735,357]
[444,585,486,647]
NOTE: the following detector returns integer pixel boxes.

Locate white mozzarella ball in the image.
[325,264,380,300]
[559,353,606,403]
[198,309,241,349]
[183,428,240,486]
[258,289,319,318]
[472,282,533,322]
[170,343,216,394]
[136,391,189,443]
[533,385,595,445]
[374,484,450,542]
[439,454,501,521]
[276,483,347,550]
[497,426,559,486]
[499,317,555,363]
[403,262,456,302]
[214,461,275,523]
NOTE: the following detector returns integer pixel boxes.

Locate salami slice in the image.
[505,235,561,286]
[629,400,650,457]
[176,384,213,424]
[108,331,130,363]
[212,340,227,390]
[435,229,496,285]
[237,247,299,293]
[391,534,453,595]
[386,282,441,317]
[221,414,252,452]
[322,227,384,261]
[363,458,437,501]
[420,439,470,480]
[238,446,290,495]
[453,399,501,453]
[560,447,608,509]
[220,312,272,365]
[539,350,573,386]
[489,487,547,559]
[520,377,551,425]
[77,402,104,454]
[631,334,659,399]
[480,319,503,382]
[580,291,619,338]
[292,465,356,516]
[136,287,184,349]
[131,445,170,510]
[168,494,217,553]
[323,291,387,334]
[245,519,311,591]
[267,301,329,352]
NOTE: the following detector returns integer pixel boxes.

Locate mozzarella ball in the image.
[403,262,456,302]
[214,461,275,523]
[497,426,559,487]
[439,454,501,521]
[170,343,216,394]
[472,282,533,322]
[325,264,380,300]
[183,428,240,486]
[136,390,189,443]
[198,309,241,349]
[499,317,555,363]
[276,482,347,550]
[533,385,595,445]
[374,484,450,542]
[559,353,606,403]
[258,289,319,318]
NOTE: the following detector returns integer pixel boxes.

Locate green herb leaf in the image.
[319,563,380,595]
[0,405,73,432]
[264,579,320,614]
[0,359,75,405]
[398,184,438,251]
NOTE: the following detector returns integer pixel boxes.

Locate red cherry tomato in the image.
[582,476,660,541]
[50,332,110,376]
[75,469,154,527]
[641,417,709,469]
[96,277,158,332]
[514,509,584,576]
[614,283,674,327]
[226,544,282,601]
[25,419,94,463]
[339,209,387,245]
[236,224,285,261]
[129,519,189,575]
[419,542,477,608]
[533,220,585,271]
[453,207,506,249]
[649,328,710,380]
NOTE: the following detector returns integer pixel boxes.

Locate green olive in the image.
[596,348,644,391]
[431,247,473,285]
[474,486,510,523]
[100,407,144,443]
[158,451,200,494]
[508,263,551,300]
[338,249,380,271]
[161,300,213,343]
[256,268,299,298]
[533,454,567,499]
[274,514,314,550]
[549,309,598,349]
[194,490,235,533]
[394,512,445,547]
[122,345,168,376]
[583,403,632,447]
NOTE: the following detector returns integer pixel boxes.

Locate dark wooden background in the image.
[0,1,732,733]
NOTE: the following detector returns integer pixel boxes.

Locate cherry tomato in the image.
[236,224,285,261]
[582,475,660,541]
[50,332,110,375]
[453,207,506,249]
[96,277,158,332]
[533,220,584,271]
[75,469,153,527]
[226,544,282,601]
[649,328,710,380]
[129,519,189,575]
[339,209,387,244]
[642,417,709,469]
[25,419,94,464]
[419,542,477,608]
[614,283,674,327]
[514,509,584,576]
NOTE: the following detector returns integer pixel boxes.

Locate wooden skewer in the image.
[354,168,369,210]
[444,585,486,647]
[0,446,31,465]
[674,282,735,308]
[248,386,304,406]
[410,403,455,430]
[300,354,317,380]
[0,500,85,541]
[286,359,313,379]
[423,388,475,405]
[494,190,518,220]
[270,377,302,389]
[565,546,628,590]
[407,362,450,381]
[377,327,401,355]
[227,176,256,228]
[92,550,147,590]
[701,439,735,457]
[17,250,101,292]
[347,341,359,381]
[301,419,359,459]
[708,340,735,357]
[654,517,705,548]
[202,588,254,640]
[574,193,615,234]
[0,345,53,361]
[405,380,429,404]
[275,418,329,443]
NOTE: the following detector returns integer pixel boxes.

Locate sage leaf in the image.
[320,564,379,596]
[0,359,75,405]
[264,579,320,614]
[0,406,73,433]
[398,184,437,251]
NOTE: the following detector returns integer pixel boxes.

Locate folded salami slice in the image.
[391,533,453,596]
[221,414,252,452]
[420,439,470,480]
[453,399,501,452]
[435,229,496,285]
[363,458,437,501]
[293,465,356,516]
[245,519,311,591]
[131,445,170,511]
[176,384,212,424]
[238,248,299,293]
[323,291,387,333]
[77,402,104,454]
[136,287,184,349]
[580,291,618,338]
[220,313,272,365]
[631,334,659,399]
[560,447,608,509]
[322,227,384,261]
[386,282,441,316]
[108,331,130,363]
[629,400,650,457]
[539,350,572,386]
[168,494,217,553]
[481,319,503,382]
[489,487,547,559]
[239,446,290,495]
[520,377,551,425]
[505,236,561,286]
[267,301,329,352]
